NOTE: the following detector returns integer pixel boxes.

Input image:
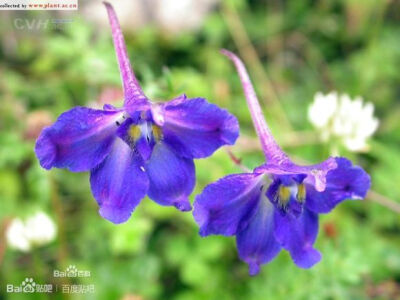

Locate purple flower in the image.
[35,3,238,224]
[193,50,370,275]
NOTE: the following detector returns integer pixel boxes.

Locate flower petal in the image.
[305,157,370,214]
[274,209,321,268]
[146,143,195,211]
[161,97,239,158]
[254,157,338,192]
[193,173,263,237]
[90,139,149,224]
[236,199,281,275]
[35,107,122,172]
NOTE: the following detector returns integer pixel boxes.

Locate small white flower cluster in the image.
[308,91,379,152]
[6,212,57,252]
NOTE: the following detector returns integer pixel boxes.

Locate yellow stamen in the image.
[152,125,162,142]
[129,125,141,141]
[297,184,306,203]
[278,185,291,208]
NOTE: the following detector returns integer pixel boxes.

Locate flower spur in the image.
[35,3,239,224]
[193,50,370,275]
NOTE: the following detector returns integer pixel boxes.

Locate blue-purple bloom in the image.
[193,50,370,275]
[35,3,238,224]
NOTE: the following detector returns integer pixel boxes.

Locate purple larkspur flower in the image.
[35,3,238,224]
[193,50,370,275]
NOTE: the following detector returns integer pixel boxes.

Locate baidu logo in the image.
[54,265,91,278]
[7,277,53,294]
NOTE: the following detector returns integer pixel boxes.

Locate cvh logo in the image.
[14,18,49,30]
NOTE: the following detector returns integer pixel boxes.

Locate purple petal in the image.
[150,103,165,126]
[135,136,154,161]
[161,97,239,159]
[305,157,371,214]
[292,157,338,192]
[104,2,149,112]
[90,139,149,224]
[103,104,122,111]
[146,143,195,211]
[254,157,338,192]
[221,49,288,163]
[236,200,281,276]
[35,107,122,172]
[274,209,321,268]
[193,173,263,237]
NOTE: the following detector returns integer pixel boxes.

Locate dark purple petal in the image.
[193,173,263,237]
[104,2,149,112]
[116,116,156,161]
[274,209,321,268]
[115,117,136,141]
[265,178,280,201]
[236,200,281,275]
[305,157,370,214]
[161,97,239,159]
[265,179,291,217]
[146,143,195,211]
[134,135,154,161]
[35,107,122,172]
[90,139,149,224]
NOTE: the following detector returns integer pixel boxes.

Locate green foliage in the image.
[1,0,400,299]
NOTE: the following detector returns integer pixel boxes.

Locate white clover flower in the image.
[6,219,31,252]
[308,92,338,130]
[6,212,57,252]
[308,91,379,152]
[25,212,57,247]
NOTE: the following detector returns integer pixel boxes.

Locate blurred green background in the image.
[1,0,400,299]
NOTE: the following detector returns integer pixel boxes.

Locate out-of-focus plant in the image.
[1,0,400,299]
